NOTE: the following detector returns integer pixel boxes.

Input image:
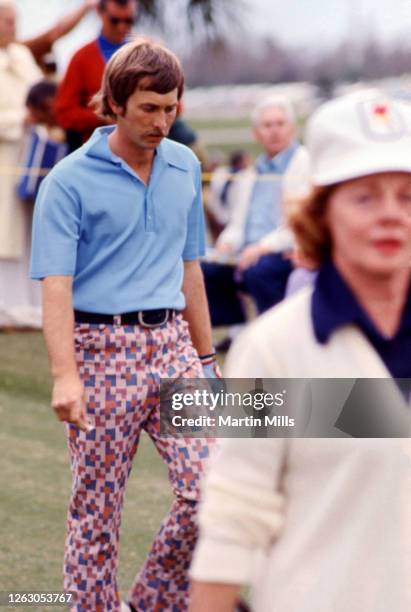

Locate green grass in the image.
[189,116,250,131]
[0,332,173,609]
[0,332,51,402]
[189,114,307,160]
[189,116,260,158]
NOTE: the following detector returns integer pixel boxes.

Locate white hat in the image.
[306,89,411,186]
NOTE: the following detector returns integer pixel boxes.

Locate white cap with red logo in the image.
[306,89,411,186]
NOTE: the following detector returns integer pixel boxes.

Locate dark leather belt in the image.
[74,308,176,328]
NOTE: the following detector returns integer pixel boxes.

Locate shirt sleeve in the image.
[258,225,295,252]
[190,436,286,584]
[182,162,206,261]
[190,320,288,584]
[30,174,81,279]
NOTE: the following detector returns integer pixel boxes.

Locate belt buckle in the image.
[138,309,169,328]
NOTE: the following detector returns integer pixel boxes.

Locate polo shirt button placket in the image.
[145,191,155,232]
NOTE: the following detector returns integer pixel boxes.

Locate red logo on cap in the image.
[359,98,405,139]
[373,104,389,118]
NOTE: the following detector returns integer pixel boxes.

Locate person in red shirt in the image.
[55,0,137,149]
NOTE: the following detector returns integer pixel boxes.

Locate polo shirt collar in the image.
[256,141,298,174]
[155,139,190,171]
[85,127,190,171]
[312,260,411,344]
[85,126,119,164]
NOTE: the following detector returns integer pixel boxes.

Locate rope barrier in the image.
[0,166,302,181]
[0,166,50,177]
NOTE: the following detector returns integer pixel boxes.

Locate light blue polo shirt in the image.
[30,126,206,313]
[244,142,298,246]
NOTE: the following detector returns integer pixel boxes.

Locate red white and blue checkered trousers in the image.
[64,315,212,611]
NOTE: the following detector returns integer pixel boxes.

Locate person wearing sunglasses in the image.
[56,0,137,150]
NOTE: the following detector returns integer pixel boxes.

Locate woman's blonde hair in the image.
[287,185,336,267]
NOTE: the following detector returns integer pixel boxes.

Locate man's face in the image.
[99,1,137,44]
[253,106,296,158]
[0,6,16,47]
[111,87,179,151]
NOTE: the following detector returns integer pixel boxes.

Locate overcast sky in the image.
[16,0,411,70]
[247,0,411,48]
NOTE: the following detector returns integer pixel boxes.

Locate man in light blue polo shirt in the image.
[30,39,217,612]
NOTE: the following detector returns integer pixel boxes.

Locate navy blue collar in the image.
[312,261,411,344]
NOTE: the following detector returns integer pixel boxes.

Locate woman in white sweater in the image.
[189,90,411,612]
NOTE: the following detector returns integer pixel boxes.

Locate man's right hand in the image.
[85,0,99,10]
[237,242,270,271]
[52,374,91,432]
[216,242,234,256]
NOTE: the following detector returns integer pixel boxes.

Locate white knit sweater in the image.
[190,289,411,611]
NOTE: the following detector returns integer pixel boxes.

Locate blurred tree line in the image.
[181,36,411,87]
[138,0,244,36]
[137,1,410,87]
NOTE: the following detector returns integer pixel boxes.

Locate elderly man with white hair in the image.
[0,0,42,326]
[202,95,310,342]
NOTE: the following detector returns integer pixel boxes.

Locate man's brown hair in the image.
[93,38,185,119]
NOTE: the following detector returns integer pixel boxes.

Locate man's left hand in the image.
[200,353,222,378]
[237,243,270,271]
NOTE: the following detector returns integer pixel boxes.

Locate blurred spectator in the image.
[168,99,207,167]
[18,80,68,202]
[56,0,137,150]
[201,95,310,336]
[21,0,100,76]
[204,149,226,174]
[0,0,42,327]
[205,150,252,240]
[168,101,198,147]
[25,80,58,127]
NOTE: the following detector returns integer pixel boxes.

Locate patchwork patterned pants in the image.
[64,315,211,611]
